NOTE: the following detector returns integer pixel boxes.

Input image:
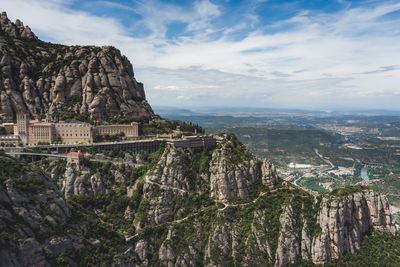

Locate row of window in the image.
[30,132,91,137]
[59,133,90,137]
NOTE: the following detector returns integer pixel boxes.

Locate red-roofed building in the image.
[67,151,83,170]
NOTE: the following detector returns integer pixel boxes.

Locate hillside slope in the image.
[132,136,396,266]
[0,135,398,266]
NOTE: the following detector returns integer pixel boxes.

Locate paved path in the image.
[5,151,67,158]
[145,179,189,194]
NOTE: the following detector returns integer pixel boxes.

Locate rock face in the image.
[261,160,280,189]
[209,136,280,203]
[139,145,199,226]
[274,203,301,267]
[0,136,397,266]
[0,166,70,266]
[57,165,128,198]
[132,138,396,267]
[0,12,37,40]
[0,156,132,266]
[209,141,259,203]
[311,190,396,264]
[0,12,153,122]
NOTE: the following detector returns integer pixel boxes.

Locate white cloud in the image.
[1,0,400,110]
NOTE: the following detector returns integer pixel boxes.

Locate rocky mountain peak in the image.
[0,12,153,122]
[210,137,260,203]
[210,136,280,203]
[0,12,37,40]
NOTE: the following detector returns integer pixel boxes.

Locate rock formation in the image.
[0,11,398,267]
[0,155,133,266]
[131,138,396,266]
[0,12,153,122]
[0,160,70,266]
[1,136,397,266]
[0,12,37,40]
[311,190,396,264]
[261,160,280,189]
[54,163,128,198]
[139,145,200,227]
[209,136,280,203]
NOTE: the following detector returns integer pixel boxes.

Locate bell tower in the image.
[16,113,29,145]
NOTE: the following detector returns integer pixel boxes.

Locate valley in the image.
[1,9,400,267]
[158,108,400,210]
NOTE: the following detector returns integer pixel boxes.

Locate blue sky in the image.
[3,0,400,110]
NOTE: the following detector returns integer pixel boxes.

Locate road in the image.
[293,174,305,186]
[290,148,337,192]
[145,179,189,194]
[314,148,335,169]
[5,151,67,158]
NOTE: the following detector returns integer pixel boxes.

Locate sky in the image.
[2,0,400,110]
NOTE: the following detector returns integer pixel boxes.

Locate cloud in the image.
[362,65,400,74]
[1,0,400,110]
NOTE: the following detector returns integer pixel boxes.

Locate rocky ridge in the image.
[209,137,281,203]
[0,11,398,267]
[0,155,133,266]
[131,137,396,266]
[312,190,396,264]
[0,136,397,266]
[0,169,70,266]
[0,12,153,122]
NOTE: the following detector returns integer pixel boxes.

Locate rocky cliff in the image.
[0,11,398,267]
[130,136,396,266]
[312,190,396,264]
[209,136,281,203]
[0,12,153,122]
[0,136,398,266]
[0,155,131,266]
[0,161,70,266]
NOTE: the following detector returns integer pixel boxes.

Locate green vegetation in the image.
[327,184,370,199]
[326,231,400,267]
[67,200,129,266]
[220,133,254,165]
[70,191,134,236]
[51,102,91,123]
[196,149,214,173]
[368,165,400,206]
[0,127,6,135]
[37,141,50,145]
[93,132,125,142]
[147,142,166,164]
[298,176,329,193]
[12,178,46,194]
[212,127,342,167]
[103,117,135,125]
[141,118,204,136]
[0,155,28,183]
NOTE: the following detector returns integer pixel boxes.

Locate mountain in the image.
[0,13,399,267]
[0,136,397,266]
[130,136,396,266]
[0,12,153,123]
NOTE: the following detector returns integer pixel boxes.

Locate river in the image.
[360,165,369,182]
